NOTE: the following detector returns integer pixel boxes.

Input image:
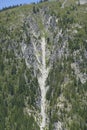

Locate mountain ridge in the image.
[0,1,87,130]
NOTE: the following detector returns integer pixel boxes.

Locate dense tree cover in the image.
[0,1,87,130]
[0,54,39,130]
[0,16,39,129]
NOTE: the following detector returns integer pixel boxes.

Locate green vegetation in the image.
[0,0,87,130]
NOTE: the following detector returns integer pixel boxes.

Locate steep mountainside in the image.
[0,1,87,130]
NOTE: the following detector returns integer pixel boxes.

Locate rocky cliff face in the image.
[0,1,87,130]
